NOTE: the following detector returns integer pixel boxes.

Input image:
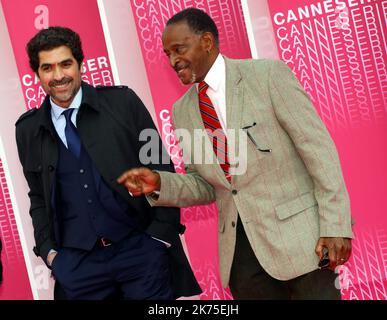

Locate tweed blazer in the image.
[151,58,353,287]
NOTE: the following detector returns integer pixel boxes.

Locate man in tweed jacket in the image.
[118,8,353,299]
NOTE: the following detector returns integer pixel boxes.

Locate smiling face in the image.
[37,45,82,108]
[162,21,218,85]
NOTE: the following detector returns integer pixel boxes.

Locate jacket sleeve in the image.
[268,60,353,238]
[126,89,205,242]
[15,127,55,263]
[145,100,216,208]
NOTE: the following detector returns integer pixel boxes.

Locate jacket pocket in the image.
[23,161,44,190]
[25,161,43,173]
[275,192,317,220]
[243,123,272,158]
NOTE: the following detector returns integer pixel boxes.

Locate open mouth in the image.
[175,65,188,75]
[51,80,72,90]
[54,83,69,89]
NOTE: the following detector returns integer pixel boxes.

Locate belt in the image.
[98,237,113,247]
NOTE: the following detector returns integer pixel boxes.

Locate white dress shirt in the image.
[196,54,227,132]
[50,87,83,147]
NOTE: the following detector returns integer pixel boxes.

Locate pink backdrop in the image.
[0,158,31,299]
[0,0,386,300]
[267,0,387,299]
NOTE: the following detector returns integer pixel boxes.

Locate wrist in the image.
[47,250,57,266]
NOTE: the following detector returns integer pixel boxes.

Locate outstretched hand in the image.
[117,167,161,197]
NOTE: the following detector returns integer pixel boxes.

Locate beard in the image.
[190,71,197,84]
[175,63,199,85]
[177,69,197,85]
[48,77,79,106]
[50,88,76,105]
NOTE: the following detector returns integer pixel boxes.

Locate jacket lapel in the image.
[186,64,243,188]
[185,86,227,186]
[225,58,244,183]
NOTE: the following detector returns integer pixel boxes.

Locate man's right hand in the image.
[47,251,57,267]
[117,167,161,197]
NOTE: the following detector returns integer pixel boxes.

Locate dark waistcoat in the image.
[55,138,137,250]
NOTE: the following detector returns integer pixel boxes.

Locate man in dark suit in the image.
[15,26,201,300]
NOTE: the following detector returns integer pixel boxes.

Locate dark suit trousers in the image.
[51,232,172,300]
[229,216,341,300]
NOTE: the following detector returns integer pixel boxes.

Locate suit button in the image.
[232,189,237,195]
[87,199,93,204]
[80,169,85,174]
[84,184,88,189]
[37,165,42,171]
[232,221,236,227]
[48,165,54,172]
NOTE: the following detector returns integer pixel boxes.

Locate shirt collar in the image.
[196,54,225,92]
[50,87,83,120]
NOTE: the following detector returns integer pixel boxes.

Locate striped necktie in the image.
[198,81,231,182]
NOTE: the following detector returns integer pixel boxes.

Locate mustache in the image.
[174,64,188,73]
[49,77,72,87]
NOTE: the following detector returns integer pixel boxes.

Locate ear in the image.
[201,32,215,52]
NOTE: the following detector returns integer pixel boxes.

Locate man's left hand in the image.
[315,237,352,270]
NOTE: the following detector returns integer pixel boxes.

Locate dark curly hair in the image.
[26,26,84,73]
[166,8,219,46]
